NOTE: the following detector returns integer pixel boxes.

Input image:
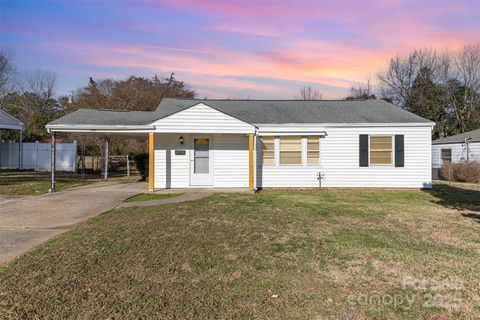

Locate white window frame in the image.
[278,136,303,167]
[261,136,276,167]
[440,148,452,164]
[368,135,395,166]
[270,136,322,167]
[305,136,321,166]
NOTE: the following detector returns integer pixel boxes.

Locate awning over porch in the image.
[45,104,258,193]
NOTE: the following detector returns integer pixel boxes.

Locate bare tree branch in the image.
[297,86,322,100]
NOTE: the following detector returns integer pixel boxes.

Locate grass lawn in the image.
[126,193,183,202]
[1,185,479,319]
[0,170,140,195]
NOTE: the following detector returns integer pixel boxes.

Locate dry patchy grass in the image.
[0,170,140,195]
[0,184,479,319]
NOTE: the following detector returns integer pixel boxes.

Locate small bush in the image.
[440,161,480,183]
[133,153,148,180]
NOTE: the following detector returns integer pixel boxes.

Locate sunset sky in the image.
[1,0,479,99]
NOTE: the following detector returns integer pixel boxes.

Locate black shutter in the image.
[359,134,369,167]
[395,135,404,167]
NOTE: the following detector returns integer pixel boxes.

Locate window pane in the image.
[262,136,275,166]
[194,157,209,173]
[369,136,392,164]
[194,139,209,173]
[370,151,392,164]
[280,136,301,165]
[441,149,452,162]
[370,136,392,150]
[307,136,320,165]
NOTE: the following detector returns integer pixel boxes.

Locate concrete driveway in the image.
[0,182,145,264]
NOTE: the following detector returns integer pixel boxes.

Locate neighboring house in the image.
[431,129,480,179]
[46,99,434,190]
[0,108,25,169]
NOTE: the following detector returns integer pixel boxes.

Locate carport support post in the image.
[49,132,56,192]
[18,130,23,170]
[148,133,154,192]
[103,138,109,181]
[249,133,254,190]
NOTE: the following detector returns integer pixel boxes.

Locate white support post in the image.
[73,140,77,173]
[103,138,109,181]
[49,132,56,192]
[8,141,12,168]
[126,154,130,177]
[19,130,23,170]
[35,140,39,171]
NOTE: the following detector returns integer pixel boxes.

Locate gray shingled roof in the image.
[432,129,480,144]
[0,108,24,130]
[47,99,433,128]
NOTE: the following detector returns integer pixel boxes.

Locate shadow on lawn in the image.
[426,184,480,222]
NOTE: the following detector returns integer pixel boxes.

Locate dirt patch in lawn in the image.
[0,185,479,319]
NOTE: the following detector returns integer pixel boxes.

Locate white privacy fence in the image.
[0,141,77,172]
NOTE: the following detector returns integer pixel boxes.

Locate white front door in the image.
[190,136,213,186]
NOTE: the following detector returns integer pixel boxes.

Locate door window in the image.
[194,139,209,173]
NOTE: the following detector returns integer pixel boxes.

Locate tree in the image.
[0,51,14,96]
[62,73,196,156]
[405,67,446,138]
[25,70,56,102]
[377,45,480,136]
[346,78,376,100]
[297,86,322,100]
[1,70,60,140]
[67,73,195,112]
[378,49,447,107]
[444,45,480,133]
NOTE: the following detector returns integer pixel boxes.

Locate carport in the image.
[45,126,151,192]
[0,108,25,169]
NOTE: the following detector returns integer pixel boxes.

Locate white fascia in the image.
[46,124,155,133]
[256,122,435,128]
[0,124,24,130]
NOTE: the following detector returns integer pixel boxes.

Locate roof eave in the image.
[46,124,155,133]
[255,122,435,127]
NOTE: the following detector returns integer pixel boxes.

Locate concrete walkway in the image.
[117,191,213,208]
[117,188,252,208]
[0,182,145,264]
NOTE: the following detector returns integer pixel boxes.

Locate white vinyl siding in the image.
[154,125,433,189]
[154,133,190,188]
[432,141,480,168]
[257,125,432,188]
[151,103,255,134]
[213,134,249,187]
[154,133,248,189]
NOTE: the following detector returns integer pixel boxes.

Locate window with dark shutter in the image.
[359,135,369,167]
[395,135,404,167]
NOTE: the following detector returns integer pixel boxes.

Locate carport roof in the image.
[0,108,24,130]
[46,98,433,130]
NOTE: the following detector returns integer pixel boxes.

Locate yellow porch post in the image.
[148,133,155,192]
[249,133,254,190]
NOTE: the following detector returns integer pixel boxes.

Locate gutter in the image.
[46,124,155,133]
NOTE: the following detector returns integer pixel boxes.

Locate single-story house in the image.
[431,128,480,179]
[46,99,434,191]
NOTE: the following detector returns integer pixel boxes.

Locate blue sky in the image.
[1,0,479,98]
